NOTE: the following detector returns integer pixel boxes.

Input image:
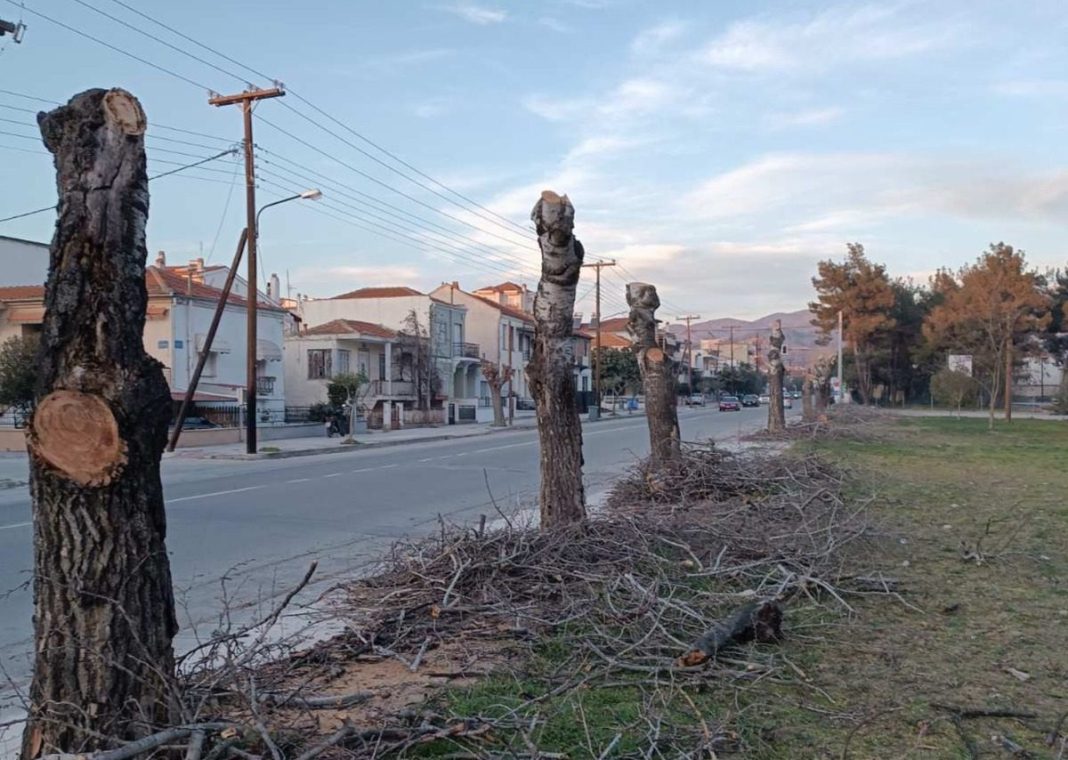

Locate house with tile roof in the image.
[296,285,482,423]
[284,318,418,429]
[0,259,289,424]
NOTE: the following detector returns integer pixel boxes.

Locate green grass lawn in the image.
[422,418,1068,758]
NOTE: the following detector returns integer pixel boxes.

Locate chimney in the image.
[186,271,193,296]
[196,257,205,272]
[269,273,281,303]
[155,250,166,267]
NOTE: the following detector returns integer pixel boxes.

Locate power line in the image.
[0,149,238,224]
[3,1,213,91]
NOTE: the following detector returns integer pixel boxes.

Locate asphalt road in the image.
[0,405,774,705]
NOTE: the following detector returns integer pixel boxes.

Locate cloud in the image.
[538,16,573,33]
[525,78,681,122]
[564,135,644,161]
[992,79,1068,98]
[364,48,455,71]
[413,98,450,119]
[768,106,845,129]
[291,264,424,295]
[442,3,507,25]
[631,20,686,55]
[701,4,962,73]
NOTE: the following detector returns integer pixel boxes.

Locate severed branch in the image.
[677,600,784,667]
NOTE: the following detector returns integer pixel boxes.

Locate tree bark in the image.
[528,191,586,528]
[814,358,832,413]
[854,347,871,405]
[1004,338,1013,422]
[801,374,815,423]
[626,282,680,466]
[22,89,177,759]
[767,320,786,432]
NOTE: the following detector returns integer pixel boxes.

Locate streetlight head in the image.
[300,189,322,201]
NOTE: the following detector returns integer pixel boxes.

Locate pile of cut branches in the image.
[748,404,893,442]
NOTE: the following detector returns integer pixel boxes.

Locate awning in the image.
[195,334,231,353]
[147,304,169,319]
[256,339,282,362]
[6,307,44,323]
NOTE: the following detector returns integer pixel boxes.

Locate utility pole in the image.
[209,85,284,454]
[729,324,735,394]
[676,314,701,392]
[582,259,616,410]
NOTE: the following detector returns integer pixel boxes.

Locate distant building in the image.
[0,235,49,288]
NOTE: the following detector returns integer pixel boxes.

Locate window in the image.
[308,349,332,379]
[582,376,589,391]
[378,352,386,381]
[509,326,515,351]
[337,349,351,374]
[201,353,217,378]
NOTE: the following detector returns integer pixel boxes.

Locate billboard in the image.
[948,354,973,376]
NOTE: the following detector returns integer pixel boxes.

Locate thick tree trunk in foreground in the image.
[528,191,586,528]
[767,320,786,433]
[22,89,176,759]
[626,283,680,466]
[814,359,832,413]
[801,375,815,423]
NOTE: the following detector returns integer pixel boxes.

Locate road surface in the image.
[0,405,775,712]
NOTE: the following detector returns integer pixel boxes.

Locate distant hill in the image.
[667,308,828,350]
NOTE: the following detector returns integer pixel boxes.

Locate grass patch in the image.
[424,417,1068,758]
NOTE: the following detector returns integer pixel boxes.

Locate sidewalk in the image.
[168,414,542,461]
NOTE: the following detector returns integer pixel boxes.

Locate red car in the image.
[718,395,741,411]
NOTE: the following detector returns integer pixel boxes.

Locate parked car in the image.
[758,394,770,405]
[180,416,218,429]
[741,394,760,407]
[718,395,741,412]
[783,395,793,409]
[687,393,706,406]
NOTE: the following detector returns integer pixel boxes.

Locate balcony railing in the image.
[256,376,276,395]
[453,341,480,359]
[367,379,416,397]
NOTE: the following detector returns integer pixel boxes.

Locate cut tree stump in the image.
[528,190,586,528]
[767,320,786,432]
[22,88,177,759]
[626,282,680,467]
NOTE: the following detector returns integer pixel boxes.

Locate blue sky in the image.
[2,0,1067,320]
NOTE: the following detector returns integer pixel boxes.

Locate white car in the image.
[783,395,793,409]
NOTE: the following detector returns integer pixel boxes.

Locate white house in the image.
[296,286,482,423]
[0,260,288,423]
[0,235,49,288]
[431,283,536,411]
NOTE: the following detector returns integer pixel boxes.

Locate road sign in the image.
[948,354,973,375]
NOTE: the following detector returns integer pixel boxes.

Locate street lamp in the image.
[245,188,322,454]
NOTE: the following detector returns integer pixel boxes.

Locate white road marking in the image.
[350,464,398,473]
[169,486,264,503]
[0,521,31,532]
[324,473,342,478]
[286,478,311,483]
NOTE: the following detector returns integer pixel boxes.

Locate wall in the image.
[283,334,391,408]
[0,236,49,288]
[0,428,26,452]
[301,295,430,333]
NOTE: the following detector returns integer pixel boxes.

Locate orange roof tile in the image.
[597,333,633,349]
[146,266,284,312]
[473,294,534,324]
[331,286,424,299]
[0,285,45,301]
[303,319,397,340]
[476,281,526,293]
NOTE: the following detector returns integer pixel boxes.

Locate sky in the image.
[1,0,1067,321]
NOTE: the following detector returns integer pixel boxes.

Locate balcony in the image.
[367,379,416,397]
[256,375,276,396]
[453,341,480,359]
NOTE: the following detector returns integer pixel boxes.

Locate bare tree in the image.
[528,191,586,527]
[396,309,440,413]
[22,89,177,758]
[481,360,513,427]
[767,320,786,432]
[626,282,680,466]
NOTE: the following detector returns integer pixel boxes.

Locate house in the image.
[284,318,413,429]
[0,259,288,422]
[472,281,535,313]
[430,283,536,417]
[296,286,482,423]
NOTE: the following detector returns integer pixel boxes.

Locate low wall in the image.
[244,423,323,442]
[174,427,241,448]
[0,428,25,453]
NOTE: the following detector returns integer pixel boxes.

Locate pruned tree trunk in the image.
[801,374,815,423]
[814,358,832,413]
[1004,339,1013,422]
[626,282,680,466]
[528,191,586,528]
[767,320,786,432]
[480,360,512,427]
[22,89,177,759]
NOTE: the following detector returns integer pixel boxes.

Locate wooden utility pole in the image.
[24,88,176,757]
[676,314,701,392]
[629,283,680,466]
[209,85,284,454]
[529,191,586,527]
[582,259,615,409]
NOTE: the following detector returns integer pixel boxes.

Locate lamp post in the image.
[245,188,322,454]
